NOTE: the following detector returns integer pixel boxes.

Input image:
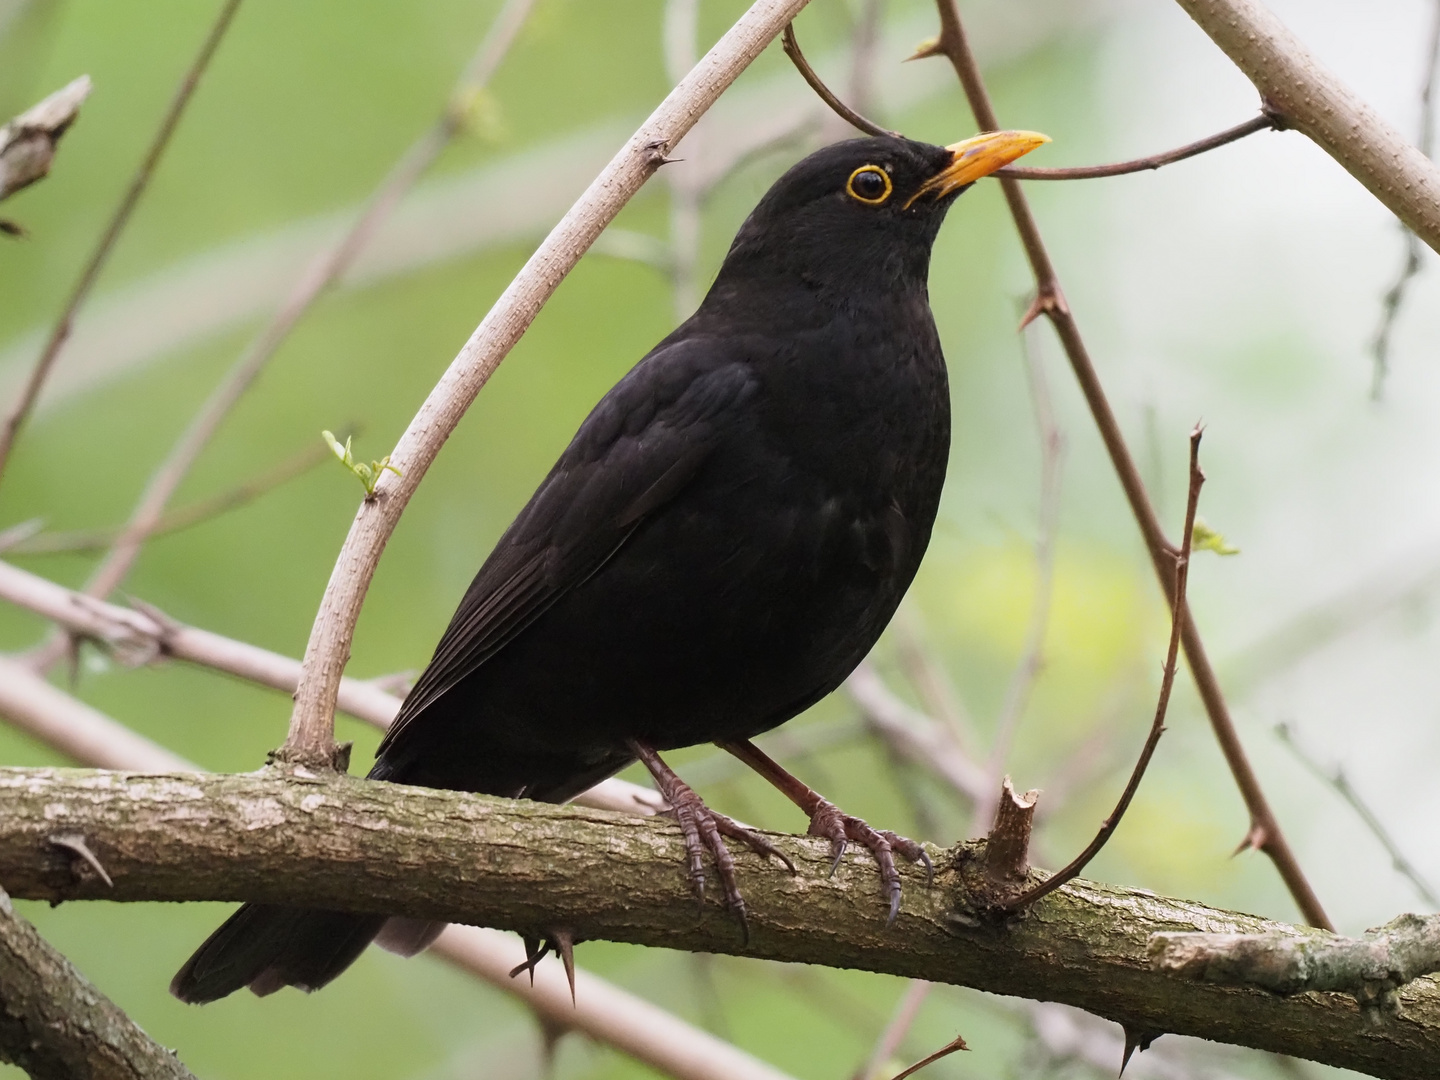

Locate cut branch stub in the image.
[982,777,1038,890]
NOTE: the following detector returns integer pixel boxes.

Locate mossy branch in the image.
[0,767,1436,1079]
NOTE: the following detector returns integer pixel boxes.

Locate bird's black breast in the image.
[376,275,949,798]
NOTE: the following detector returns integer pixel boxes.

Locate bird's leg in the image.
[716,738,932,925]
[627,739,794,941]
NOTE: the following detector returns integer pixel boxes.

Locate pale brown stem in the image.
[281,0,817,770]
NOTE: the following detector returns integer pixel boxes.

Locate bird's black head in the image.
[708,132,1046,307]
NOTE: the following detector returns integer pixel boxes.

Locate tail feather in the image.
[170,903,386,1004]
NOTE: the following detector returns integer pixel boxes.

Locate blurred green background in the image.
[1,0,1437,1076]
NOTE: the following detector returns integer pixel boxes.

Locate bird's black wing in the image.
[379,342,757,752]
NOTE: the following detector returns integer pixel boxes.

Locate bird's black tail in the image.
[170,903,387,1004]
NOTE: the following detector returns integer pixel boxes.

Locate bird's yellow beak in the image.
[908,130,1050,206]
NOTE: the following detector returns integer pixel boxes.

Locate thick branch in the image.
[283,0,815,769]
[0,885,195,1079]
[1173,0,1440,252]
[0,76,92,202]
[2,767,1436,1078]
[1152,914,1440,1015]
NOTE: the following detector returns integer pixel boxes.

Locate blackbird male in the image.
[172,129,1046,1003]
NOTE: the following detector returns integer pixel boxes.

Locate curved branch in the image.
[281,0,817,769]
[780,23,897,138]
[0,767,1433,1079]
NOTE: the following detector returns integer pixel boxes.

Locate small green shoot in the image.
[322,430,400,497]
[1191,518,1240,556]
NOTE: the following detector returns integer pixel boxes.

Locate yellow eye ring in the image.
[846,165,892,205]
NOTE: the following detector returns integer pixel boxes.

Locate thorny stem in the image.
[1004,429,1203,911]
[1370,0,1440,399]
[924,0,1333,932]
[0,0,245,490]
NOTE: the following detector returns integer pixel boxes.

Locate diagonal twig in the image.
[1003,428,1203,912]
[0,0,244,487]
[921,0,1333,931]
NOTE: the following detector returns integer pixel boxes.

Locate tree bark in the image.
[0,767,1435,1078]
[0,885,195,1079]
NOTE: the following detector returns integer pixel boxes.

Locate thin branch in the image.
[20,0,537,676]
[995,113,1275,180]
[0,0,244,487]
[0,767,1435,1078]
[1274,722,1440,910]
[0,75,92,202]
[1369,0,1440,398]
[1003,428,1202,911]
[781,23,897,138]
[922,0,1333,932]
[5,438,331,555]
[1172,0,1440,253]
[281,0,818,770]
[0,885,197,1080]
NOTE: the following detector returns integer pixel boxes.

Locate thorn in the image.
[1232,822,1268,857]
[905,37,943,62]
[509,934,546,985]
[0,219,26,238]
[48,834,112,888]
[1120,1026,1159,1074]
[551,928,576,1005]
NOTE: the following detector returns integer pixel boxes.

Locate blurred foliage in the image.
[0,0,1429,1078]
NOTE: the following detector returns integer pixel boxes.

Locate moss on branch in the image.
[0,767,1435,1078]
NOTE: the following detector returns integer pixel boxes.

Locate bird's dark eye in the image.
[846,165,892,205]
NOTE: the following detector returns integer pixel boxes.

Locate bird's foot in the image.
[717,738,932,925]
[628,739,794,942]
[806,799,932,925]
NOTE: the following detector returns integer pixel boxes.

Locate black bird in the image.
[172,129,1047,1003]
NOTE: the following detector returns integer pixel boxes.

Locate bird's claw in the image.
[806,800,930,925]
[662,778,790,944]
